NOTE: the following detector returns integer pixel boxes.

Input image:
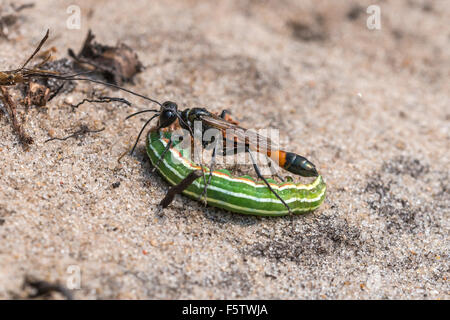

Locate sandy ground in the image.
[0,0,448,299]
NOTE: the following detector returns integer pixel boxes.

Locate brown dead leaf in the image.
[69,30,143,85]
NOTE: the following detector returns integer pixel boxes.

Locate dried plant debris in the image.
[69,95,131,111]
[0,86,33,147]
[1,29,135,147]
[45,124,105,143]
[68,30,144,85]
[0,30,79,146]
[1,29,78,105]
[347,5,364,20]
[287,14,328,42]
[1,30,76,104]
[23,81,50,107]
[20,58,78,106]
[23,276,73,300]
[32,58,77,93]
[0,29,51,87]
[0,2,34,39]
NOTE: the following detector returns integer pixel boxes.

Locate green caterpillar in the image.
[146,130,326,216]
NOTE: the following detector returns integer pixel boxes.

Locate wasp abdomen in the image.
[282,152,318,177]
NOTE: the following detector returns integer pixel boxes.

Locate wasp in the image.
[124,100,319,214]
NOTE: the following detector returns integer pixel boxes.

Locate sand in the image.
[0,0,448,299]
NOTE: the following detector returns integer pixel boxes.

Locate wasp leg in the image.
[219,109,240,125]
[220,109,231,119]
[247,147,292,215]
[198,147,218,206]
[151,139,173,173]
[160,170,203,208]
[198,109,230,205]
[220,145,284,182]
[220,143,243,156]
[192,139,208,206]
[268,159,286,182]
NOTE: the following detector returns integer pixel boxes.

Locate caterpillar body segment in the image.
[146,130,326,216]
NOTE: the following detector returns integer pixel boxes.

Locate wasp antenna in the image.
[125,109,159,120]
[36,70,95,78]
[129,113,159,155]
[61,77,162,107]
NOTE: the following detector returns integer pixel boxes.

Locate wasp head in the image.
[159,101,178,128]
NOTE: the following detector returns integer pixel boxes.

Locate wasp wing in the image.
[198,113,279,153]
